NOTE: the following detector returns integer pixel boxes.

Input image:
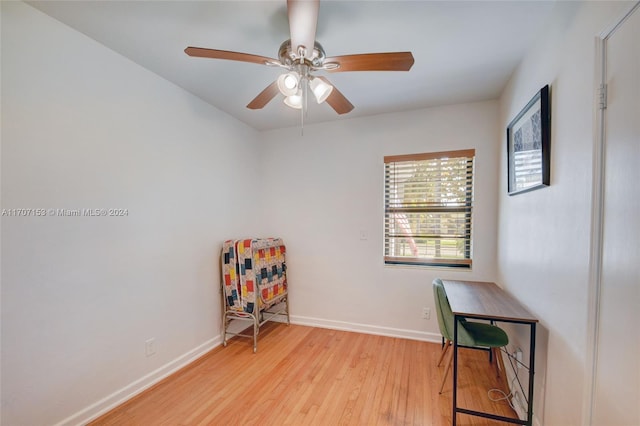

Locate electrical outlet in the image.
[422,307,431,319]
[145,338,156,357]
[515,348,523,369]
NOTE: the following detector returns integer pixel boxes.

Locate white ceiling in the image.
[27,1,557,131]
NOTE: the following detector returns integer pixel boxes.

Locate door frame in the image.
[583,2,640,424]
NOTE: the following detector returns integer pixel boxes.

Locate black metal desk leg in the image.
[453,314,460,426]
[527,323,536,426]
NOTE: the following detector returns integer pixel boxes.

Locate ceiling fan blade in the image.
[287,0,319,59]
[325,52,415,72]
[247,81,280,110]
[317,77,354,115]
[185,47,279,66]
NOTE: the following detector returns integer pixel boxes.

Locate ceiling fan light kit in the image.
[275,62,334,108]
[184,0,415,125]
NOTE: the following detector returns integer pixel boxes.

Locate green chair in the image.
[433,278,509,393]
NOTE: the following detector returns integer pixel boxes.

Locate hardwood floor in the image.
[89,323,516,425]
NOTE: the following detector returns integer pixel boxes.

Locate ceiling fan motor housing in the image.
[278,39,326,68]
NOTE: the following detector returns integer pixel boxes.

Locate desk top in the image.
[442,280,538,323]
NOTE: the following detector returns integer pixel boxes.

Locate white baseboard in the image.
[54,336,221,426]
[290,314,442,343]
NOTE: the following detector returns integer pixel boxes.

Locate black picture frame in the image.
[507,85,551,195]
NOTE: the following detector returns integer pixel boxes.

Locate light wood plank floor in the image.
[90,323,516,425]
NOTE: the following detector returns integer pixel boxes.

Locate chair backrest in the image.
[433,278,454,341]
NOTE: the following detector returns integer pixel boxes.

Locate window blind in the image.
[384,149,475,268]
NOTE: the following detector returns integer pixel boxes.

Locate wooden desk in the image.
[442,280,539,426]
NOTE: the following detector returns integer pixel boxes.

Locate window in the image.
[384,149,475,268]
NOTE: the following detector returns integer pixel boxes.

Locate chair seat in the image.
[461,321,509,348]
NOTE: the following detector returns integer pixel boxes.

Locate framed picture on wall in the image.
[507,85,551,195]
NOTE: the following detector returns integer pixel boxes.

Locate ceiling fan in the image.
[184,0,414,116]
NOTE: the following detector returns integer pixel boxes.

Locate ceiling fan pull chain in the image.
[304,75,309,118]
[300,96,304,136]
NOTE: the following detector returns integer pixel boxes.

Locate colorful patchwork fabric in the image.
[251,239,287,306]
[221,240,242,312]
[221,238,287,314]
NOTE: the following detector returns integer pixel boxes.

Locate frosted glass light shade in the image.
[277,72,300,96]
[309,77,333,104]
[284,92,303,109]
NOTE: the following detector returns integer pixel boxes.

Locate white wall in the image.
[259,101,500,339]
[497,2,635,425]
[1,2,260,425]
